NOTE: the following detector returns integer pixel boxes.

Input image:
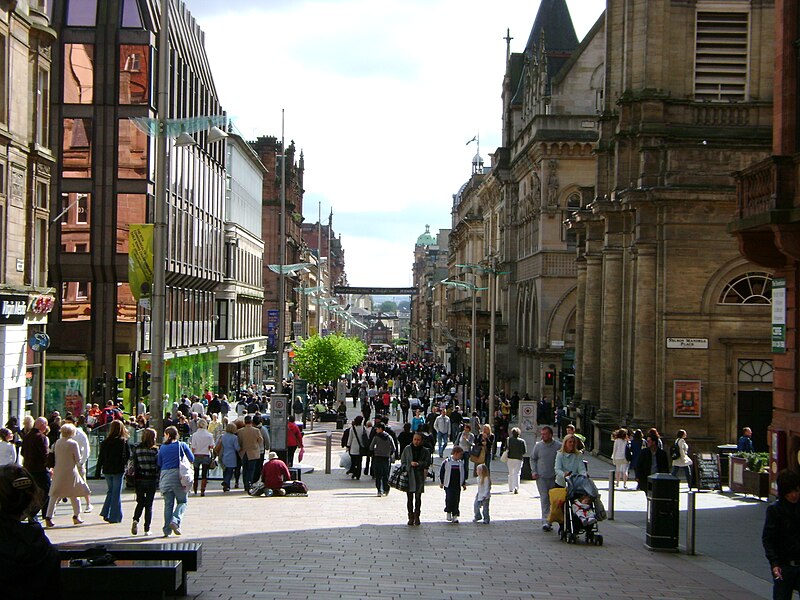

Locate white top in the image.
[0,441,17,466]
[672,438,693,467]
[191,429,215,456]
[611,437,628,461]
[191,401,206,416]
[434,414,450,434]
[475,477,491,501]
[73,427,90,464]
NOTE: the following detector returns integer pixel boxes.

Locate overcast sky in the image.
[188,0,605,287]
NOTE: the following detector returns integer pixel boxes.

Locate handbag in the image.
[339,452,352,470]
[595,495,608,521]
[469,446,485,465]
[178,442,194,490]
[389,465,409,492]
[500,449,509,463]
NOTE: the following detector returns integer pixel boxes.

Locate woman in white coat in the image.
[671,429,694,488]
[345,415,368,480]
[44,423,90,527]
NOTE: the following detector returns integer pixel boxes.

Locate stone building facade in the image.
[570,0,775,453]
[410,225,449,362]
[0,1,56,423]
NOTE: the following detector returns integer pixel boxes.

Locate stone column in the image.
[574,258,587,402]
[598,250,623,421]
[633,245,657,424]
[581,254,603,406]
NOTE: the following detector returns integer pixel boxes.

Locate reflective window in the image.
[62,118,92,178]
[61,281,92,321]
[116,283,136,322]
[116,194,147,253]
[66,0,98,26]
[119,45,150,104]
[37,67,49,145]
[60,192,90,252]
[719,272,772,304]
[118,119,148,179]
[121,0,144,28]
[64,43,93,104]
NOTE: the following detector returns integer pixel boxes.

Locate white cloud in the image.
[192,0,605,286]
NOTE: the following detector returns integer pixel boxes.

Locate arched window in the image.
[719,272,772,304]
[738,359,773,383]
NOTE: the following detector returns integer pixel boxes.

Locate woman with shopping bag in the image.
[156,426,194,537]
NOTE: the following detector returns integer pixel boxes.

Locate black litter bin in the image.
[336,414,346,430]
[717,444,737,487]
[646,473,679,551]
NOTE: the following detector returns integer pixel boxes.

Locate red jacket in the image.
[287,422,303,448]
[262,459,291,490]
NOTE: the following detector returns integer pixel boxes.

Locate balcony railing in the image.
[735,155,798,220]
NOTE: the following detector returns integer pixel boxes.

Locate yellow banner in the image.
[128,224,153,301]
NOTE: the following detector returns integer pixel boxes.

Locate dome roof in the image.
[415,224,436,247]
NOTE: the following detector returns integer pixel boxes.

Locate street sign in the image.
[270,393,288,451]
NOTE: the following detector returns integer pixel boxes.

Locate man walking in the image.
[21,417,50,522]
[434,409,450,458]
[531,425,560,531]
[237,415,262,492]
[369,422,396,496]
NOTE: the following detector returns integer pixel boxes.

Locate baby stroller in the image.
[559,473,603,546]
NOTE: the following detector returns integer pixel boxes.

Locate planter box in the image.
[729,456,769,498]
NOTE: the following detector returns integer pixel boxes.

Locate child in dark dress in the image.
[439,446,467,523]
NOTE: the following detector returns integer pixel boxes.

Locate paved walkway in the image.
[45,408,775,599]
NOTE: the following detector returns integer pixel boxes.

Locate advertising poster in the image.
[673,379,701,417]
[128,224,154,300]
[267,309,279,351]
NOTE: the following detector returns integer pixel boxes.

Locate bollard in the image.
[608,469,615,521]
[325,432,332,474]
[686,490,696,555]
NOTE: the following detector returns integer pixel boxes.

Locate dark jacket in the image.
[0,516,61,599]
[21,429,48,472]
[507,436,527,460]
[635,447,669,490]
[96,437,131,476]
[763,498,800,568]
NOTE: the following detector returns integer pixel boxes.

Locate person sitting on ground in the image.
[261,452,291,496]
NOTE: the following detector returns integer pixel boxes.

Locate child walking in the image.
[439,445,467,523]
[473,463,491,524]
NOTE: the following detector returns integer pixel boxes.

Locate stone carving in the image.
[547,160,559,208]
[531,171,541,209]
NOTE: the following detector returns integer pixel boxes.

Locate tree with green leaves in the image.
[378,300,398,313]
[290,333,367,386]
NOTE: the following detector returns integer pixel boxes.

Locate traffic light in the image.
[114,377,124,399]
[94,377,104,397]
[125,371,135,389]
[141,371,151,396]
[545,371,555,386]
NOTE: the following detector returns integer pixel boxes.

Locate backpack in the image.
[624,441,633,463]
[670,440,680,460]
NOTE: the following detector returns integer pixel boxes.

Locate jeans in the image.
[507,458,523,492]
[222,467,235,490]
[473,496,490,523]
[535,476,557,525]
[773,564,800,600]
[100,473,124,523]
[373,457,391,494]
[671,465,693,488]
[159,469,187,536]
[133,479,157,531]
[242,455,260,490]
[437,432,448,457]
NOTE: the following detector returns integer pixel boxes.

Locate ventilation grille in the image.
[694,12,748,102]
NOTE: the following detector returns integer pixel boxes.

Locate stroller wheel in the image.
[568,533,576,544]
[596,535,603,546]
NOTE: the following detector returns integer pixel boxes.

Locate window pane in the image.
[118,119,148,179]
[119,45,150,104]
[37,68,49,145]
[66,0,98,26]
[117,283,136,322]
[61,281,92,321]
[62,118,92,178]
[64,43,94,104]
[121,0,143,28]
[60,192,91,252]
[116,193,147,253]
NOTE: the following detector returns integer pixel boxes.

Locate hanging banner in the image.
[128,224,154,301]
[267,310,279,351]
[772,277,786,353]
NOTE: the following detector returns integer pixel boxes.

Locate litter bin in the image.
[646,473,679,551]
[336,414,347,430]
[716,444,737,487]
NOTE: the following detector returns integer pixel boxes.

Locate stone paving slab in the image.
[43,407,774,599]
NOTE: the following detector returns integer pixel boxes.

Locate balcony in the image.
[734,155,798,223]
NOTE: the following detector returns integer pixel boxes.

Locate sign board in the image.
[772,278,787,353]
[267,310,279,351]
[0,294,28,325]
[336,379,347,405]
[694,453,721,491]
[673,379,701,418]
[666,338,708,349]
[519,401,539,455]
[270,393,288,451]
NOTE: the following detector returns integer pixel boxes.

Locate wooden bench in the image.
[61,559,182,600]
[58,542,201,595]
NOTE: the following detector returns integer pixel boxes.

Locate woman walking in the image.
[44,424,90,527]
[671,429,694,488]
[555,433,587,487]
[400,432,431,526]
[95,420,130,523]
[218,422,240,492]
[157,426,194,537]
[130,428,159,536]
[474,424,495,475]
[190,419,214,496]
[611,428,631,489]
[506,427,526,494]
[344,416,367,480]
